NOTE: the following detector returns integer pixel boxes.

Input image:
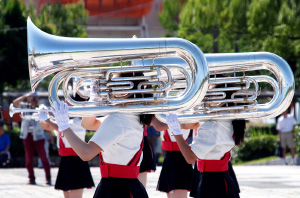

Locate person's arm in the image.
[52,101,102,161]
[166,113,198,164]
[150,116,168,131]
[62,128,102,161]
[173,134,198,164]
[81,116,101,130]
[151,116,198,131]
[40,119,59,131]
[13,93,31,108]
[181,122,200,130]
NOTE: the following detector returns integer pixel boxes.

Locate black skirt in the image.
[157,151,193,193]
[190,161,240,198]
[93,177,148,198]
[190,162,200,197]
[55,156,95,191]
[191,170,240,198]
[139,136,156,173]
[228,161,240,193]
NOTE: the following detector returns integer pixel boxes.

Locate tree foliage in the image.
[160,0,300,89]
[0,0,89,93]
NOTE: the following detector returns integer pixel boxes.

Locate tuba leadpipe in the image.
[27,17,209,117]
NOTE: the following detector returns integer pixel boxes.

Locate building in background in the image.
[24,0,168,38]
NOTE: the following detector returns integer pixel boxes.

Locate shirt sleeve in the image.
[89,115,124,152]
[191,121,235,160]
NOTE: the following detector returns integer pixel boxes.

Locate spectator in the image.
[276,110,297,165]
[38,130,55,168]
[13,92,51,185]
[0,120,11,167]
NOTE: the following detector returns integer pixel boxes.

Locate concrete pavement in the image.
[0,165,300,198]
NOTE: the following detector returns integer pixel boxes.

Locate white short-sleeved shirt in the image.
[89,113,144,165]
[191,120,235,160]
[276,114,297,133]
[58,117,86,148]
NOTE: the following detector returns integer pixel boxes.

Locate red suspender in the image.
[162,130,188,151]
[197,151,231,172]
[143,126,148,136]
[58,132,78,156]
[99,136,144,178]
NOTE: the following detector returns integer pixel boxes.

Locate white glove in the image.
[51,101,70,131]
[33,104,49,122]
[33,112,49,122]
[166,113,182,135]
[89,80,103,102]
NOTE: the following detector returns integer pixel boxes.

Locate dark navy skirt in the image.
[139,136,156,173]
[93,177,148,198]
[189,161,240,198]
[190,162,200,197]
[190,161,240,197]
[55,156,95,191]
[228,161,240,193]
[157,151,193,193]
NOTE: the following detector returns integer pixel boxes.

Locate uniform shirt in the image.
[89,113,144,166]
[57,117,86,148]
[19,102,44,141]
[276,114,297,133]
[191,120,235,160]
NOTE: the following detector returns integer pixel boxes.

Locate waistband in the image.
[162,141,180,151]
[58,148,78,156]
[100,163,140,178]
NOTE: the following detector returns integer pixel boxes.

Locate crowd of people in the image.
[0,80,298,198]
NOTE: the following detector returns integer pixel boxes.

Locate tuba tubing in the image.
[155,52,294,122]
[27,17,209,116]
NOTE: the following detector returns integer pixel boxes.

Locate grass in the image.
[233,155,289,165]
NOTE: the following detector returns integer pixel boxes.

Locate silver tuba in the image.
[27,17,209,117]
[26,17,294,122]
[147,53,294,122]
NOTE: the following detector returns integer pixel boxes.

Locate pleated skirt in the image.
[139,136,156,173]
[93,177,148,198]
[157,151,193,193]
[190,161,240,198]
[55,156,95,191]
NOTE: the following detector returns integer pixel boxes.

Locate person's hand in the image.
[33,112,49,122]
[89,80,103,102]
[166,113,182,135]
[51,101,70,131]
[34,104,49,122]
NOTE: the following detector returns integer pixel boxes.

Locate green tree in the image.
[159,0,188,36]
[0,0,28,92]
[27,1,88,37]
[169,0,300,89]
[0,0,89,93]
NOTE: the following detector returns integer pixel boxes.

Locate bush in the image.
[6,131,24,157]
[231,135,278,164]
[246,124,277,137]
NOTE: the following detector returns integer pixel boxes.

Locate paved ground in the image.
[0,165,300,198]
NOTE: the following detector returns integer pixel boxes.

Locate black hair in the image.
[213,75,246,146]
[118,72,154,126]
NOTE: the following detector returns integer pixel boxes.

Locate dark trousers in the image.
[23,133,51,181]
